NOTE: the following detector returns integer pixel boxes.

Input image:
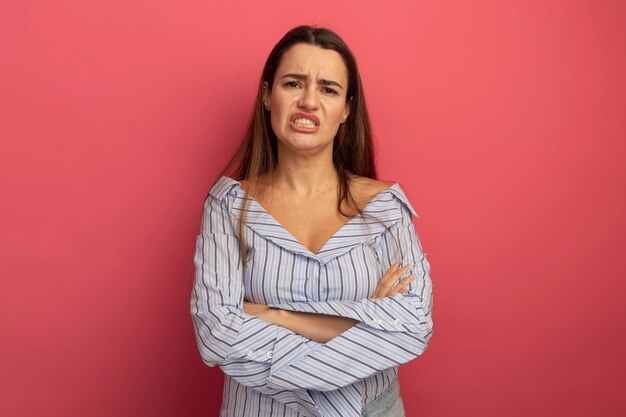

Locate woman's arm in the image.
[244,264,415,342]
[245,304,358,343]
[263,212,434,392]
[191,192,323,417]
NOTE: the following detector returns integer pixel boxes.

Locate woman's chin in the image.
[278,134,333,154]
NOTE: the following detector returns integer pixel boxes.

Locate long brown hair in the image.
[214,25,378,271]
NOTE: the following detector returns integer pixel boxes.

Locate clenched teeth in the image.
[293,118,317,127]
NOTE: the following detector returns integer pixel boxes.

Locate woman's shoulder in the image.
[351,175,418,218]
[207,176,241,203]
[350,175,393,200]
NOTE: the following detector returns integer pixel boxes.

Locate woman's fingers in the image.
[373,264,413,298]
[373,263,401,297]
[386,275,415,297]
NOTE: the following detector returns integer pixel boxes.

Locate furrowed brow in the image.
[319,79,343,89]
[280,73,343,89]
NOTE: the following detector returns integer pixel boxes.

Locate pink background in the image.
[1,1,625,416]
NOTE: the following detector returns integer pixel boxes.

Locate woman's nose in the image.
[298,85,319,109]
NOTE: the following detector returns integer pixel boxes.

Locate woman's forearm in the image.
[243,301,358,342]
[269,309,358,343]
[242,264,415,343]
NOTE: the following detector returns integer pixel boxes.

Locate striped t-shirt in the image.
[191,176,433,417]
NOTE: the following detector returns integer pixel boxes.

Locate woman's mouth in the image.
[290,117,319,133]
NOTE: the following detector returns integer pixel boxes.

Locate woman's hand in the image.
[371,263,415,298]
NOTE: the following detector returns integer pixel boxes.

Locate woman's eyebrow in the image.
[280,73,343,89]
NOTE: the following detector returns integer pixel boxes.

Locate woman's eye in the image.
[284,82,337,95]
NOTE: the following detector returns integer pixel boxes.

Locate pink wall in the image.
[1,1,625,416]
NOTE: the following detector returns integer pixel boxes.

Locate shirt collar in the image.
[212,176,418,264]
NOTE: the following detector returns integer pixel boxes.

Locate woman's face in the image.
[263,43,351,157]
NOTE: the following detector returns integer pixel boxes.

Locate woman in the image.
[191,25,433,417]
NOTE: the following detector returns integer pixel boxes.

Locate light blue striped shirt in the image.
[191,176,433,417]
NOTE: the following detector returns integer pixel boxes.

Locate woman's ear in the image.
[262,81,270,110]
[342,96,352,122]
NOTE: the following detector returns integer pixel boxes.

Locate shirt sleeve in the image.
[265,209,434,391]
[190,193,324,416]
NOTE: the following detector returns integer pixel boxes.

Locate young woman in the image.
[191,25,433,417]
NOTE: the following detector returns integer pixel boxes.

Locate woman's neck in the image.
[272,147,339,196]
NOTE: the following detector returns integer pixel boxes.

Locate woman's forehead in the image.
[277,44,348,83]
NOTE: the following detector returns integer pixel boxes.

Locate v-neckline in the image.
[228,177,399,257]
